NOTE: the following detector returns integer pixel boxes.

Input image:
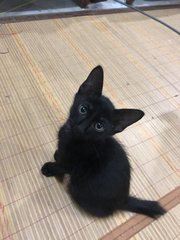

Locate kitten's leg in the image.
[54,150,59,161]
[41,162,67,177]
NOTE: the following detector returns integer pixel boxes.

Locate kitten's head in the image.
[68,66,144,140]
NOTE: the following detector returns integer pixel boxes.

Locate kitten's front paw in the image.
[41,162,55,177]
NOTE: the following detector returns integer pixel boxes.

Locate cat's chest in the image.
[60,136,105,169]
[65,141,98,161]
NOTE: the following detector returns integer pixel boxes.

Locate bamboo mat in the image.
[0,8,180,240]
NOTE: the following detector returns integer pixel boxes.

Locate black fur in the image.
[41,66,166,218]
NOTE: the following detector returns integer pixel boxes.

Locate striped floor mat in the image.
[0,8,179,240]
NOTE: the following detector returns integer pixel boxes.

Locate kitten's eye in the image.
[94,122,104,132]
[78,104,88,115]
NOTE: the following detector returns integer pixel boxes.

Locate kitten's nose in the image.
[73,126,83,136]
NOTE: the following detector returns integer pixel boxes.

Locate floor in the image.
[0,8,180,240]
[0,0,180,19]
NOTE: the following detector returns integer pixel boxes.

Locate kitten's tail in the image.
[124,196,166,218]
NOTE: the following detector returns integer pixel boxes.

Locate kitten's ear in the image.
[113,109,144,133]
[78,65,103,96]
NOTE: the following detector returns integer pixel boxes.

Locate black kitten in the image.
[41,66,166,218]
